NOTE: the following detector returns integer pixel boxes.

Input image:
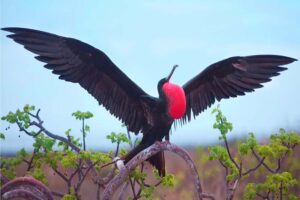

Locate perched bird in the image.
[2,27,297,176]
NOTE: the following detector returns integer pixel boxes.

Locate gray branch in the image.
[103,141,214,200]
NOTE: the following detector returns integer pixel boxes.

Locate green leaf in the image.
[65,128,72,136]
[31,167,48,185]
[141,185,155,199]
[0,167,16,179]
[17,148,28,158]
[131,169,147,182]
[211,105,233,137]
[119,148,128,157]
[72,111,93,120]
[238,143,249,155]
[162,174,176,187]
[238,133,258,156]
[245,172,298,199]
[61,151,78,169]
[23,104,35,113]
[84,125,90,133]
[33,134,56,151]
[106,132,129,144]
[62,194,77,200]
[244,183,256,200]
[0,132,5,140]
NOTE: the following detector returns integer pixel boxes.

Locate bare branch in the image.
[251,149,280,173]
[53,168,69,184]
[115,142,120,157]
[102,141,206,200]
[16,121,41,137]
[242,157,266,176]
[75,160,100,192]
[129,178,137,199]
[26,149,38,171]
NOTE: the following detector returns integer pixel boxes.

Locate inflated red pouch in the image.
[162,82,186,119]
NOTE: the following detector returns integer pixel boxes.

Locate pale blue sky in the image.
[1,0,300,153]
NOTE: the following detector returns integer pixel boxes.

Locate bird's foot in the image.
[165,134,170,144]
[164,140,171,144]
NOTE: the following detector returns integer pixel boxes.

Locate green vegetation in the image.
[208,106,300,199]
[1,104,299,199]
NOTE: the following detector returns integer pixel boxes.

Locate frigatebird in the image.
[2,27,297,176]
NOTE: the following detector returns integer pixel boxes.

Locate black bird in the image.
[2,27,297,176]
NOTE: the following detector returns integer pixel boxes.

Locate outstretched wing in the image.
[181,55,297,124]
[3,27,151,133]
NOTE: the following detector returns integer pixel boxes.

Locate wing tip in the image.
[282,56,297,63]
[1,27,11,31]
[2,27,24,39]
[246,54,297,63]
[290,57,298,62]
[1,27,21,33]
[270,55,297,64]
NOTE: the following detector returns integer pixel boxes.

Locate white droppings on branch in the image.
[113,157,125,171]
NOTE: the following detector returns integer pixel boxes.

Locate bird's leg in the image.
[165,133,170,142]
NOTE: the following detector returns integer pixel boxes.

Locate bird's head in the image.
[157,65,178,94]
[158,65,186,119]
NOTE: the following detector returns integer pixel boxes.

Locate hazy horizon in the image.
[1,1,300,154]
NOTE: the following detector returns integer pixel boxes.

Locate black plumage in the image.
[2,27,297,176]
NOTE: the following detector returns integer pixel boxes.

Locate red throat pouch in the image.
[162,82,186,119]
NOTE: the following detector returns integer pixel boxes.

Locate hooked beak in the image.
[166,65,178,81]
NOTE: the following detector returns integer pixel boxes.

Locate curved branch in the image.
[2,189,42,200]
[1,176,53,200]
[102,141,206,200]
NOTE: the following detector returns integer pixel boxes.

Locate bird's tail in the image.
[147,151,165,176]
[123,143,166,176]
